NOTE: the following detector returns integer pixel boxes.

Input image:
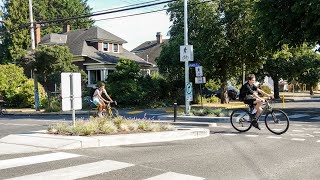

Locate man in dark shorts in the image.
[239,74,273,130]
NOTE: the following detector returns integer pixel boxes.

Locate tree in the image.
[294,44,320,95]
[106,59,143,106]
[158,0,263,104]
[0,0,94,63]
[33,45,87,92]
[259,45,293,99]
[254,0,320,50]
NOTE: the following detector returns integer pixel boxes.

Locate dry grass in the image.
[48,116,174,136]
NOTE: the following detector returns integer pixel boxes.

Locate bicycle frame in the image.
[248,99,273,121]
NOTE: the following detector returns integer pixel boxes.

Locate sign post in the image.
[61,73,82,126]
[194,66,205,108]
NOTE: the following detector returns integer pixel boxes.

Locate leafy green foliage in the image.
[254,0,320,50]
[158,0,263,104]
[0,0,94,63]
[0,64,47,107]
[34,45,87,92]
[107,59,170,107]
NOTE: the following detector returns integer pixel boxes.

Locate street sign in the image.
[61,73,82,111]
[180,45,194,62]
[195,77,206,84]
[189,63,199,67]
[185,82,193,101]
[195,66,203,77]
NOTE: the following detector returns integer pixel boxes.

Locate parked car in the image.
[202,87,239,100]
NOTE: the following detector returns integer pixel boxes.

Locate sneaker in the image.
[251,119,261,130]
[98,112,103,118]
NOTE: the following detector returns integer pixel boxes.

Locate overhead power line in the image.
[38,0,175,24]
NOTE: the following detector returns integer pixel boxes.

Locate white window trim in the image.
[112,43,119,53]
[103,42,110,52]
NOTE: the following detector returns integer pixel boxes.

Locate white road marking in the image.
[313,131,320,134]
[288,114,309,119]
[267,136,282,139]
[317,140,320,143]
[144,172,205,180]
[223,134,237,136]
[292,130,304,132]
[245,135,259,137]
[292,124,303,127]
[6,160,134,180]
[291,138,305,141]
[0,152,81,170]
[290,134,314,138]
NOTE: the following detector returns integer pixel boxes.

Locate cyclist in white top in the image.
[92,82,113,117]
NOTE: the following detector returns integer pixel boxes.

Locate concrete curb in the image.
[0,128,209,155]
[158,115,230,123]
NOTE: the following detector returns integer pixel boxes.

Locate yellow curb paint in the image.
[126,111,143,115]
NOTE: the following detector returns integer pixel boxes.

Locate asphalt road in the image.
[0,98,319,179]
[0,120,319,179]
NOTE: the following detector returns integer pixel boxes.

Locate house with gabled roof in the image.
[131,32,168,73]
[38,25,153,87]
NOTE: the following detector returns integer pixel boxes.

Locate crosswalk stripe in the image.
[292,130,304,132]
[144,172,205,180]
[6,160,134,180]
[291,138,305,141]
[288,114,309,118]
[317,140,320,143]
[0,152,81,170]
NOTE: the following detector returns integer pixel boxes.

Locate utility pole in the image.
[184,0,190,115]
[28,0,40,111]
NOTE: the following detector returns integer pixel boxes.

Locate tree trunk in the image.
[310,84,314,95]
[220,80,229,104]
[273,77,280,99]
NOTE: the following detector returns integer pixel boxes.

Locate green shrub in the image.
[44,96,61,112]
[191,108,227,117]
[19,79,47,108]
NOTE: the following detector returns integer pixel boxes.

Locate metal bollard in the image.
[174,102,177,122]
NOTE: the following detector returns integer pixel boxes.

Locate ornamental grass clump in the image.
[48,116,174,136]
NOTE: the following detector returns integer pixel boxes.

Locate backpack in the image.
[239,85,246,101]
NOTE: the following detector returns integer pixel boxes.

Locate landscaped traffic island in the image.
[48,116,175,136]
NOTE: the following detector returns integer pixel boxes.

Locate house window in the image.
[89,70,101,85]
[103,43,109,52]
[113,44,119,53]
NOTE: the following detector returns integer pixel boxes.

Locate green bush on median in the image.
[48,116,175,136]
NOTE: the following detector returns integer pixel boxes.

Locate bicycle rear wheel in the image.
[265,109,289,135]
[230,109,252,132]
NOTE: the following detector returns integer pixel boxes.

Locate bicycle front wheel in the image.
[107,108,119,118]
[230,109,252,132]
[265,109,289,135]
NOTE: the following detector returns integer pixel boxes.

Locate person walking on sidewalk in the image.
[239,74,273,130]
[92,82,113,117]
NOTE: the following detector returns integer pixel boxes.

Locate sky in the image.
[87,0,172,50]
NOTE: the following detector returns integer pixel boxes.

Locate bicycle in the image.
[89,100,119,118]
[230,98,289,135]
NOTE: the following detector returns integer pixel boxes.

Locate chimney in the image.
[63,24,70,33]
[156,32,162,44]
[35,24,41,46]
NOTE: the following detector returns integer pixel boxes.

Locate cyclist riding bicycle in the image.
[92,82,113,117]
[239,74,273,130]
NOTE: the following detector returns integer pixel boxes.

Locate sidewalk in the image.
[0,128,210,155]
